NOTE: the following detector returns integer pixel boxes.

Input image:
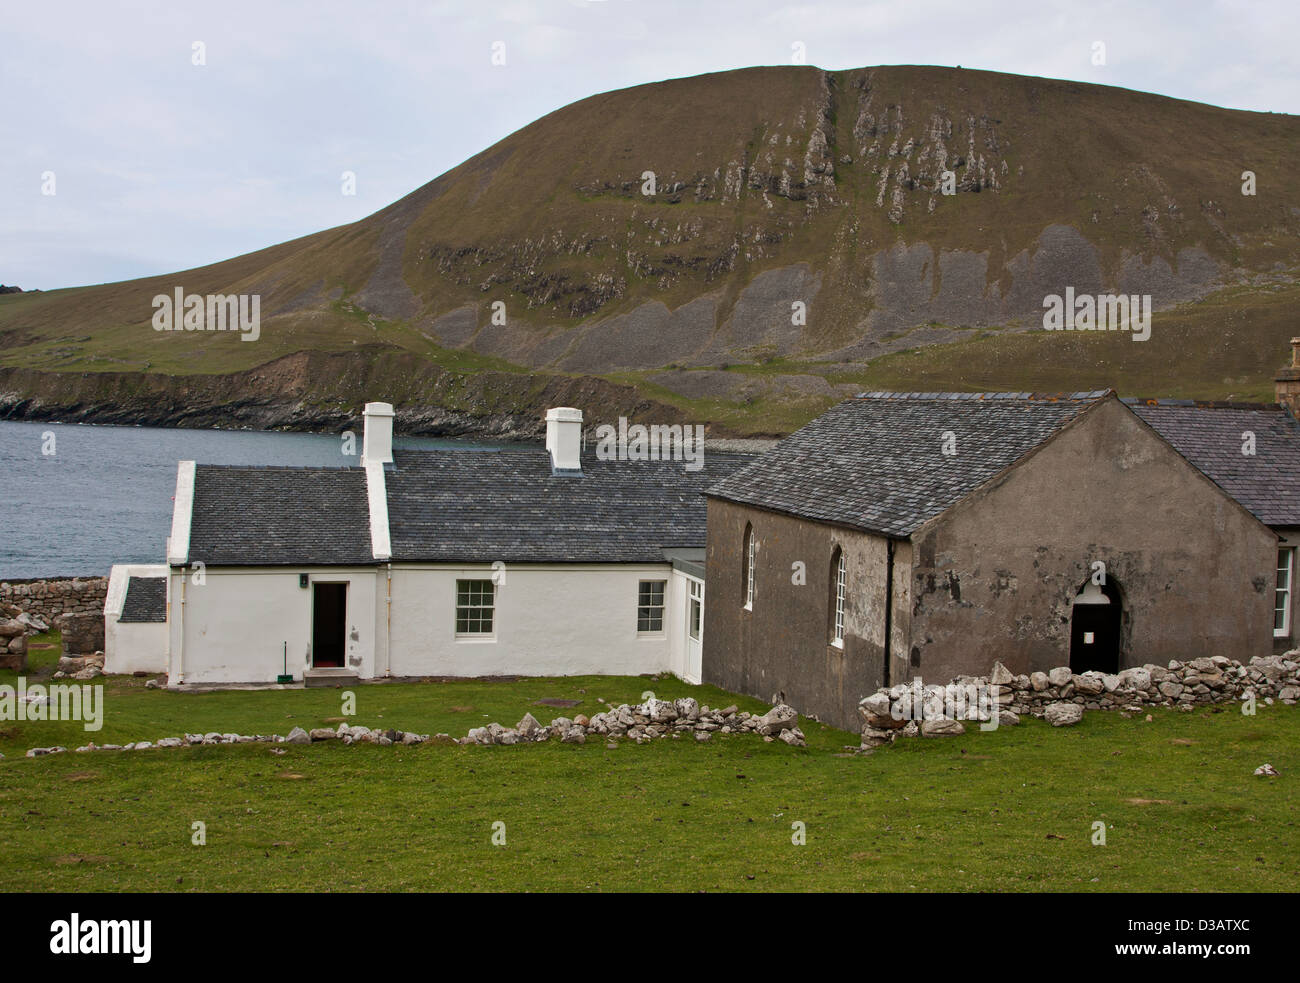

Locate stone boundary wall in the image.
[459,697,806,746]
[19,699,808,759]
[859,653,1300,748]
[0,577,108,625]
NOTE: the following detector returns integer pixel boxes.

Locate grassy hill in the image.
[3,65,1298,436]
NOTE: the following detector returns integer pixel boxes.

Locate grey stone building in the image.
[703,376,1300,732]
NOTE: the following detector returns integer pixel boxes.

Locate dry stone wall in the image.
[0,577,108,626]
[21,700,808,759]
[859,653,1300,748]
[461,698,806,747]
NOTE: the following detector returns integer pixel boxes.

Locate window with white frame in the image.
[832,549,847,647]
[1275,548,1294,638]
[744,525,756,610]
[637,580,666,633]
[455,579,495,635]
[688,579,703,641]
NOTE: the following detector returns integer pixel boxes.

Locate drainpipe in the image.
[175,570,187,685]
[384,562,392,677]
[883,539,895,690]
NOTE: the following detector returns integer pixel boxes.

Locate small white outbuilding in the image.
[103,564,170,674]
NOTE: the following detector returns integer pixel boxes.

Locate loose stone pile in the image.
[859,652,1300,750]
[52,653,105,680]
[0,603,36,670]
[52,613,105,655]
[22,700,807,758]
[25,721,449,757]
[458,698,806,747]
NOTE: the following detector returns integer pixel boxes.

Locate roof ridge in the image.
[854,389,1112,401]
[1123,397,1284,411]
[194,463,363,472]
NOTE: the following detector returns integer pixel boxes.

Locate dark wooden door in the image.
[312,583,347,668]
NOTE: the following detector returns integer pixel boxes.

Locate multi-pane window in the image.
[455,579,495,635]
[832,550,847,646]
[637,580,666,632]
[745,526,756,609]
[1275,548,1294,637]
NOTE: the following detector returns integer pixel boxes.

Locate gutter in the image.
[883,538,895,690]
[175,569,186,685]
[166,461,196,686]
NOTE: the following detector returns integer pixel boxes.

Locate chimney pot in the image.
[545,407,583,473]
[361,402,395,465]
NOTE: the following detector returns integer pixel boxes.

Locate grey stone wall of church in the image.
[702,498,909,731]
[908,398,1275,681]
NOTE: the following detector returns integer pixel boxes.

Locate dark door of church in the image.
[1069,581,1122,674]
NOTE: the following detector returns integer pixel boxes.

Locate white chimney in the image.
[361,401,395,465]
[545,407,583,473]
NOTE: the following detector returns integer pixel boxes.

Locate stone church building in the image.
[703,357,1300,730]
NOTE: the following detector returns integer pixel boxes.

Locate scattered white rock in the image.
[1044,702,1084,727]
[920,718,965,737]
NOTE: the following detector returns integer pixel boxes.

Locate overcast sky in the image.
[3,0,1296,291]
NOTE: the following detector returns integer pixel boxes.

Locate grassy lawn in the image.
[1,636,1297,892]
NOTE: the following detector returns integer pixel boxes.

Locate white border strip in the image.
[365,461,392,561]
[167,461,196,566]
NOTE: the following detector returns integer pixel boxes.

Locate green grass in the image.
[2,650,1297,891]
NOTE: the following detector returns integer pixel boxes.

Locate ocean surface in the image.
[0,421,501,579]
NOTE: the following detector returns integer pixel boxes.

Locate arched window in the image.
[743,523,755,610]
[830,547,846,646]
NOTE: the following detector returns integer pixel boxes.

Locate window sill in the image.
[830,639,844,650]
[636,632,667,640]
[455,635,497,643]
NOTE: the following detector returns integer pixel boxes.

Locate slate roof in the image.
[385,448,750,563]
[182,450,750,567]
[1127,400,1300,527]
[186,466,375,566]
[119,576,167,623]
[706,392,1110,537]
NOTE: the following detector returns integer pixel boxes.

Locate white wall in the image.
[167,562,704,684]
[103,564,170,675]
[385,564,677,678]
[169,567,379,685]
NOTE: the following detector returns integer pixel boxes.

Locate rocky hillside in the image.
[3,65,1298,437]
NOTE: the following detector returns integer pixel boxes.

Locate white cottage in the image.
[159,404,741,688]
